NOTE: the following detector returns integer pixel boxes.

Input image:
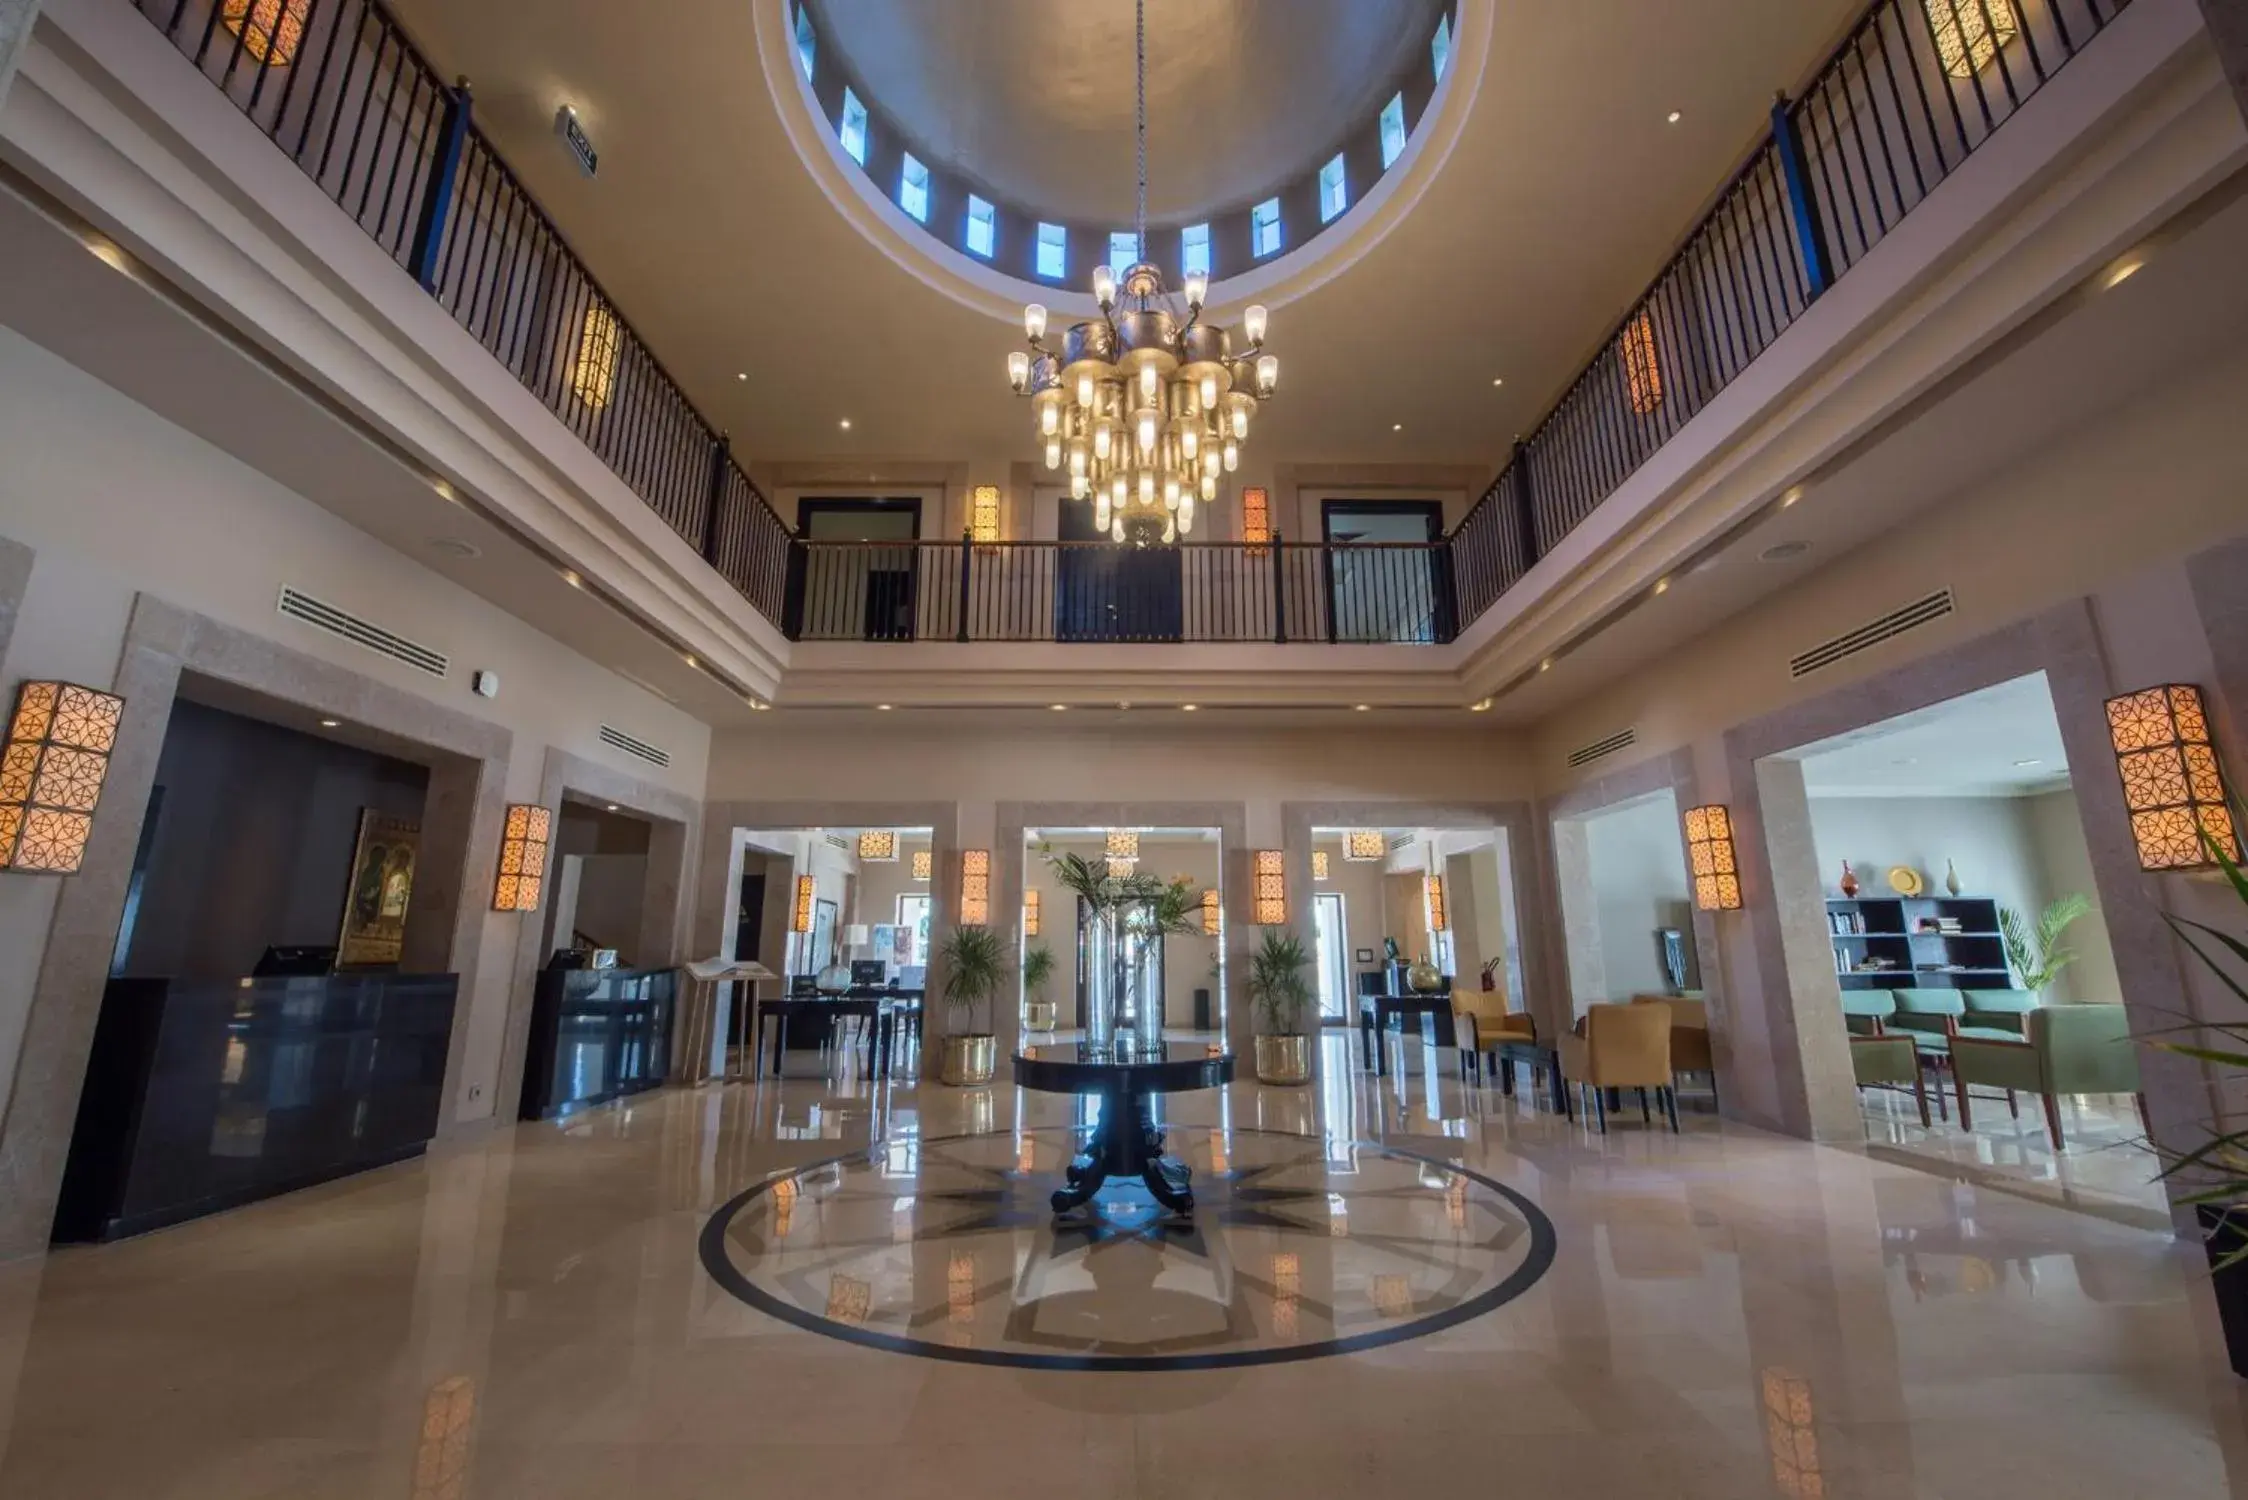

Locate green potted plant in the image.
[1022,942,1058,1032]
[937,924,1006,1086]
[1247,928,1315,1085]
[1999,893,2091,997]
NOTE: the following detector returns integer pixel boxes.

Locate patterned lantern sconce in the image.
[571,303,620,410]
[1241,487,1271,556]
[1105,828,1139,877]
[1343,830,1386,862]
[791,873,816,933]
[1424,875,1447,932]
[1024,888,1040,937]
[1312,850,1329,880]
[1253,850,1287,926]
[2105,684,2241,870]
[492,804,553,912]
[0,680,126,875]
[1684,804,1743,911]
[1621,310,1663,414]
[913,849,932,881]
[960,849,991,925]
[970,485,1002,545]
[1925,0,2019,79]
[1201,886,1221,936]
[221,0,310,66]
[858,829,898,862]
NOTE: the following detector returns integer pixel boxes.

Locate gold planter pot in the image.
[940,1033,998,1087]
[1024,999,1058,1032]
[1255,1033,1312,1086]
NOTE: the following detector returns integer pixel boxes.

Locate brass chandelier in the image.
[1004,0,1278,546]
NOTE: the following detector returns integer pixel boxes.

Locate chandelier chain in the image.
[1134,0,1147,252]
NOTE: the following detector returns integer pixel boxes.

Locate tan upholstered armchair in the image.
[1632,995,1716,1106]
[1559,1003,1678,1133]
[1453,989,1534,1083]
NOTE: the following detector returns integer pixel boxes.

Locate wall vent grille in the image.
[276,587,447,678]
[1387,834,1414,855]
[1567,728,1637,769]
[1789,589,1955,679]
[823,833,852,853]
[598,724,671,769]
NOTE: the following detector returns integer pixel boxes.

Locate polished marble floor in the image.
[1857,1084,2168,1229]
[1,1036,2244,1498]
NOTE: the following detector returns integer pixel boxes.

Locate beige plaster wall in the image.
[1580,792,1697,1002]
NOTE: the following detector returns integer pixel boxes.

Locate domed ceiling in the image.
[803,0,1447,224]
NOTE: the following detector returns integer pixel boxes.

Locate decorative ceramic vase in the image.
[1839,860,1860,898]
[1254,1033,1312,1085]
[939,1033,997,1086]
[1407,958,1444,994]
[1944,859,1962,897]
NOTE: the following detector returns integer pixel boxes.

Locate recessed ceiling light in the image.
[431,479,457,502]
[1469,699,1493,712]
[319,718,340,729]
[605,803,619,812]
[839,418,853,430]
[1180,704,1198,712]
[1780,485,1805,508]
[1391,423,1403,432]
[1491,377,1504,387]
[2014,758,2044,767]
[1354,704,1371,712]
[1050,703,1067,711]
[876,703,893,711]
[736,372,748,381]
[684,653,700,668]
[1667,110,1683,124]
[1760,541,1811,562]
[2104,257,2144,289]
[1652,577,1670,595]
[1539,658,1554,673]
[561,568,582,588]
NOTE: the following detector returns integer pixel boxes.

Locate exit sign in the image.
[554,105,598,178]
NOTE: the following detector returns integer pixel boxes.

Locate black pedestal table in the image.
[1013,1043,1234,1220]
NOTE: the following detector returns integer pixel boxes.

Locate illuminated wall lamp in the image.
[1425,875,1448,932]
[1201,886,1221,936]
[961,849,991,925]
[970,484,1002,545]
[791,873,816,933]
[0,680,126,875]
[1343,830,1385,862]
[1312,850,1329,880]
[220,0,310,67]
[1683,804,1743,911]
[492,803,553,912]
[1925,0,2019,80]
[2104,684,2241,871]
[571,303,621,410]
[1253,850,1287,925]
[913,849,932,881]
[1024,888,1040,937]
[857,829,898,861]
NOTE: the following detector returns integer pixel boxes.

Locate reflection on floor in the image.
[0,1034,2240,1498]
[1858,1086,2168,1231]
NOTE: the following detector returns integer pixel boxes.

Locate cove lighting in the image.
[0,680,125,875]
[2104,684,2240,870]
[493,804,553,912]
[1683,805,1743,911]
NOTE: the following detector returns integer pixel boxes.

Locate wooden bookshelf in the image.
[1826,895,2013,991]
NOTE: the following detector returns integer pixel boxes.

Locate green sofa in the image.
[1887,987,2042,1056]
[1950,1003,2147,1150]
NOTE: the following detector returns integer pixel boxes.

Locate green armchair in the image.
[1950,1003,2147,1150]
[1849,1034,1930,1127]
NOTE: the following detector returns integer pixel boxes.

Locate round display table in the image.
[1013,1042,1234,1220]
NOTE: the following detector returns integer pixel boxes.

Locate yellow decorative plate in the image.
[1886,865,1924,897]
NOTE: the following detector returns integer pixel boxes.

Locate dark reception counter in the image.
[519,965,676,1120]
[53,973,456,1243]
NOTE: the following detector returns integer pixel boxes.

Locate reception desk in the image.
[54,973,457,1244]
[519,966,676,1120]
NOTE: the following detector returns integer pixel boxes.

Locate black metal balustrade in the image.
[133,0,2131,648]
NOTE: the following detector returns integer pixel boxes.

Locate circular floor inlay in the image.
[698,1127,1555,1371]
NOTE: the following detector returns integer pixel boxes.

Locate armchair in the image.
[1849,1034,1930,1127]
[1632,995,1716,1105]
[1454,989,1533,1083]
[1559,1003,1677,1133]
[1950,1003,2147,1150]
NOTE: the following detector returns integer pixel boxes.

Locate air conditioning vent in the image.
[822,833,852,853]
[598,724,671,769]
[276,587,447,677]
[1790,589,1955,679]
[1387,834,1414,855]
[1567,728,1637,769]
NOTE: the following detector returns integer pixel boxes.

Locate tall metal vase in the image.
[1082,900,1164,1060]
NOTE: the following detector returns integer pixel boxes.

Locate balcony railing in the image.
[131,0,2132,650]
[788,538,1455,646]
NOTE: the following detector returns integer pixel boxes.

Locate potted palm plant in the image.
[1999,893,2091,998]
[937,924,1005,1086]
[1247,928,1315,1085]
[1022,942,1058,1032]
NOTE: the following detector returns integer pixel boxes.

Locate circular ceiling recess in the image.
[806,0,1447,224]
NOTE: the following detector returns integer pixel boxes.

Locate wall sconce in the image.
[1925,0,2018,79]
[857,829,898,861]
[1024,888,1040,936]
[220,0,310,67]
[1253,850,1287,925]
[571,302,620,410]
[913,849,932,881]
[1424,874,1448,932]
[1312,850,1329,880]
[492,803,553,911]
[1684,804,1743,911]
[1621,309,1664,414]
[1105,830,1140,859]
[1241,486,1271,554]
[960,849,991,925]
[1343,830,1385,862]
[791,873,816,933]
[970,484,1002,544]
[2105,684,2241,870]
[1201,886,1221,936]
[0,680,126,875]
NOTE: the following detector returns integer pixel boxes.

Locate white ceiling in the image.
[1792,673,2075,799]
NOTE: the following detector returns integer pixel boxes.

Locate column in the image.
[2200,0,2248,125]
[0,0,37,115]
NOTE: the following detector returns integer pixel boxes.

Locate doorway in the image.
[1314,891,1349,1022]
[1321,499,1451,643]
[1054,496,1183,641]
[796,498,922,640]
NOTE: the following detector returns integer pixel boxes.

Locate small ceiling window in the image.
[965,195,996,258]
[793,3,815,81]
[1432,14,1452,80]
[1108,230,1141,269]
[1380,93,1407,168]
[899,153,930,222]
[1036,222,1067,280]
[1318,155,1348,222]
[839,88,868,165]
[1181,223,1211,280]
[1251,198,1283,259]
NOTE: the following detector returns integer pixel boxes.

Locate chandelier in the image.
[1004,0,1277,546]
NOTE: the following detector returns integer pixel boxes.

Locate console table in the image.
[753,991,920,1079]
[1357,993,1458,1074]
[1013,1043,1234,1219]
